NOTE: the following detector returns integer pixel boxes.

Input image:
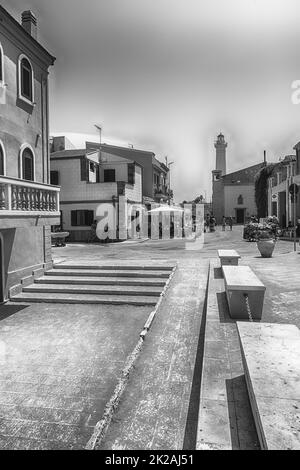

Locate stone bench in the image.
[237,322,300,450]
[218,249,240,266]
[223,265,266,320]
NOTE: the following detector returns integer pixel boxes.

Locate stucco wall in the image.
[0,28,50,183]
[125,166,142,202]
[0,226,45,299]
[224,184,257,219]
[51,157,142,203]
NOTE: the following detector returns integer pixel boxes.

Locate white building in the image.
[50,136,143,241]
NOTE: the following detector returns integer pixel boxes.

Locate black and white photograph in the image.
[0,0,299,454]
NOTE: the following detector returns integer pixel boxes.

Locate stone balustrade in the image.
[0,176,60,213]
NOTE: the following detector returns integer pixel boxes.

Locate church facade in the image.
[212,134,264,224]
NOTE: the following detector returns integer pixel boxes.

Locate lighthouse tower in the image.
[212,133,227,223]
[214,132,227,175]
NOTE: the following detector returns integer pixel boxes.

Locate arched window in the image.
[0,143,4,176]
[237,194,244,205]
[22,147,34,181]
[19,55,34,102]
[0,43,3,84]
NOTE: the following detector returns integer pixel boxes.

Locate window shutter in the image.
[87,211,94,226]
[71,211,77,226]
[80,157,88,181]
[96,165,100,183]
[128,163,135,185]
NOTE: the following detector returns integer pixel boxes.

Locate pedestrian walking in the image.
[222,216,226,231]
[228,216,233,231]
[205,213,210,233]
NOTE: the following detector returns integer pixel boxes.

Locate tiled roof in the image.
[50,149,85,158]
[222,163,265,185]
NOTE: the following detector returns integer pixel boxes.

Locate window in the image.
[237,194,244,205]
[22,147,34,181]
[50,171,59,185]
[128,163,135,185]
[104,169,116,182]
[0,43,4,84]
[0,142,5,176]
[19,56,34,102]
[71,210,94,227]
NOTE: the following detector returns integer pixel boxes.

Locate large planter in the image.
[256,239,275,258]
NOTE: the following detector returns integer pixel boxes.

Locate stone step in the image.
[35,276,167,287]
[10,292,159,306]
[54,264,174,272]
[23,284,162,296]
[237,322,300,450]
[45,269,170,278]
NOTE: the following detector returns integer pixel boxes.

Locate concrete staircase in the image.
[10,263,175,306]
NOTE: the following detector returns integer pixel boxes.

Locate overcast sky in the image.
[3,0,300,201]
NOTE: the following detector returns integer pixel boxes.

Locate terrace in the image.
[0,175,60,228]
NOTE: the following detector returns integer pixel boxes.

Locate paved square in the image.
[0,302,150,449]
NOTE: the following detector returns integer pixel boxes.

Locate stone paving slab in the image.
[98,260,209,450]
[237,322,300,450]
[196,260,259,451]
[0,302,150,449]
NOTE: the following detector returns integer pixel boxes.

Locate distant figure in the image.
[222,216,226,231]
[209,214,216,232]
[205,213,210,232]
[228,216,233,231]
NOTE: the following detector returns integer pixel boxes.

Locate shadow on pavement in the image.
[0,304,29,321]
[182,269,209,450]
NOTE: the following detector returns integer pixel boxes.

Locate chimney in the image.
[21,11,37,39]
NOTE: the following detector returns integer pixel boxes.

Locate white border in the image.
[19,143,35,181]
[18,54,35,105]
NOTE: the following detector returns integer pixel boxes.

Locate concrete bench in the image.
[237,322,300,450]
[223,265,266,320]
[218,249,240,266]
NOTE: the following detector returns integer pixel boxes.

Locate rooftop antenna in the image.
[94,124,102,163]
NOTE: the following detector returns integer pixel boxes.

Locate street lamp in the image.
[165,156,174,205]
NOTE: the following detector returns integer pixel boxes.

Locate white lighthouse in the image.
[214,132,227,176]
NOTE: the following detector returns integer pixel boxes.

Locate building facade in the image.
[212,133,264,224]
[267,150,300,227]
[50,137,143,241]
[0,7,60,302]
[98,144,171,205]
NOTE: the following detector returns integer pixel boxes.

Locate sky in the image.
[3,0,300,201]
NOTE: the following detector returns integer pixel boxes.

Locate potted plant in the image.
[256,230,275,257]
[256,217,279,258]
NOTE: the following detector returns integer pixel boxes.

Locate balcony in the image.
[0,176,60,229]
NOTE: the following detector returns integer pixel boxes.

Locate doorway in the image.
[236,208,245,224]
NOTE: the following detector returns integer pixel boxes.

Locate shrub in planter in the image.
[256,227,276,258]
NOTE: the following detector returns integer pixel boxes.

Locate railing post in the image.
[7,184,12,210]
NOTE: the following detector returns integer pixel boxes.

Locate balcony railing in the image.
[0,176,60,214]
[154,185,169,196]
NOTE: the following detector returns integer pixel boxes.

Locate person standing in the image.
[228,216,233,231]
[222,216,226,231]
